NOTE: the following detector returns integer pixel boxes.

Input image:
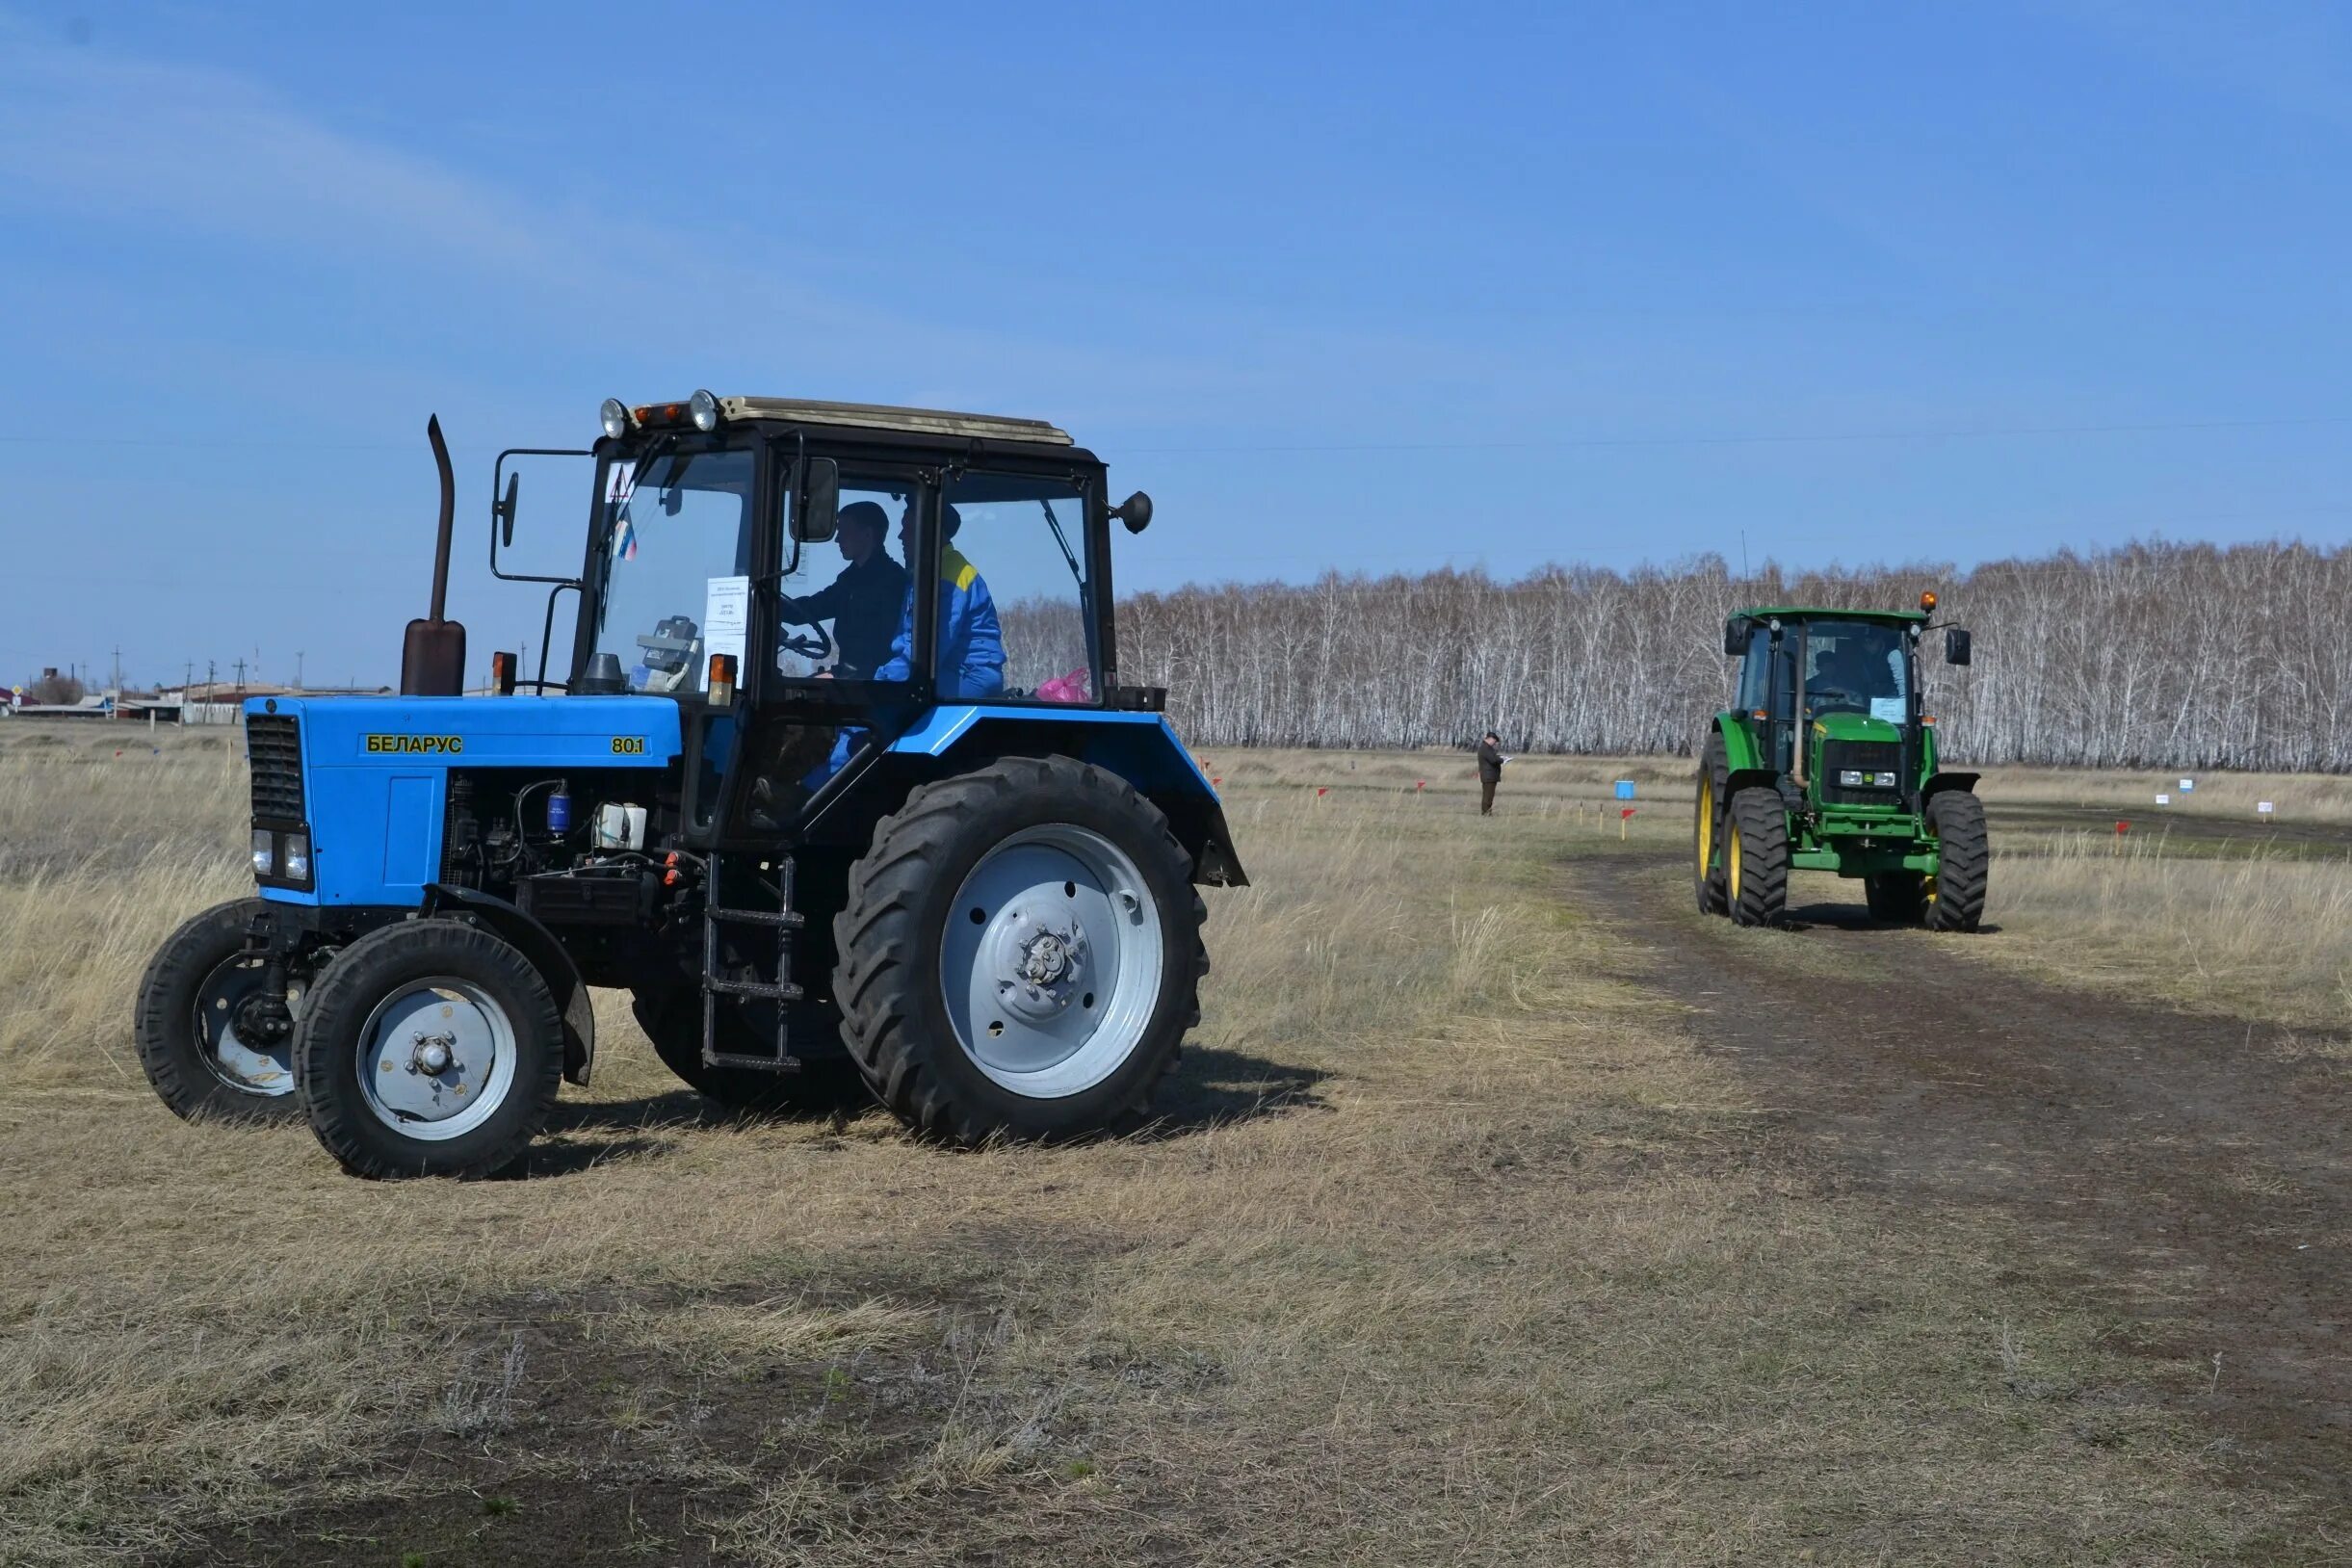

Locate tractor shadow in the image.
[1139,1043,1332,1137]
[510,1044,1329,1173]
[1784,900,2004,936]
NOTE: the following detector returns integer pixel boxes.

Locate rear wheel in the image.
[1864,873,1927,925]
[1693,734,1729,916]
[834,755,1205,1144]
[629,987,869,1114]
[134,899,303,1124]
[1924,792,1990,932]
[1727,787,1790,928]
[294,920,563,1178]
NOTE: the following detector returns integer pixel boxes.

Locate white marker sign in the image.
[2179,777,2195,792]
[2156,793,2170,805]
[2258,801,2275,815]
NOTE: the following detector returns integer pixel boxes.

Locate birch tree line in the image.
[1098,539,2352,771]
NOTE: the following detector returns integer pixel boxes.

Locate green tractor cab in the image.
[1693,598,1987,931]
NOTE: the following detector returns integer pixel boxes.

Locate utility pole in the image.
[295,650,304,690]
[233,657,246,695]
[205,660,217,725]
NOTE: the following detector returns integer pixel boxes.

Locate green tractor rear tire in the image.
[1924,792,1990,932]
[1726,787,1790,928]
[1693,733,1729,916]
[1864,873,1927,925]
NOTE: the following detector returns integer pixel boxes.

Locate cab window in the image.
[940,472,1095,702]
[589,445,754,695]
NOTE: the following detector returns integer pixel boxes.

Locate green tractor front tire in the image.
[1726,787,1790,928]
[1693,733,1729,916]
[1924,792,1990,932]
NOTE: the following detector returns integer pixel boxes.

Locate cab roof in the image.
[1728,606,1931,626]
[715,396,1071,447]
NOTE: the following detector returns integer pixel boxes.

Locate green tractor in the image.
[1693,595,1986,931]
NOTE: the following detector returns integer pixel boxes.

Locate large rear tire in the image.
[629,987,870,1114]
[134,899,303,1124]
[294,920,563,1178]
[1727,787,1790,928]
[834,755,1206,1144]
[1924,792,1990,932]
[1693,733,1729,916]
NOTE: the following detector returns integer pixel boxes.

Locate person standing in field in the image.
[1476,730,1504,816]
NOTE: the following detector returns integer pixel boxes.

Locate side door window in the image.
[939,472,1093,702]
[1736,626,1770,713]
[774,472,927,683]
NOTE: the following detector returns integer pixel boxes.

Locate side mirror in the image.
[494,473,520,549]
[1945,628,1973,666]
[1722,618,1747,658]
[795,457,839,542]
[1111,490,1153,534]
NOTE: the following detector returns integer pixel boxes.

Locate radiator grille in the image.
[1820,739,1902,807]
[246,715,305,822]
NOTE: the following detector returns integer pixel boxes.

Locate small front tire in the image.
[1924,792,1990,932]
[134,899,304,1124]
[1727,787,1790,928]
[294,920,563,1178]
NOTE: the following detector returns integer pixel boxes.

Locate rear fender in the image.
[423,884,596,1085]
[890,706,1248,886]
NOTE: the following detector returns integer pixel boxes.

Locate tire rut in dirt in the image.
[1567,848,2352,1513]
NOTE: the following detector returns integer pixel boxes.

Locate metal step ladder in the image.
[700,851,803,1073]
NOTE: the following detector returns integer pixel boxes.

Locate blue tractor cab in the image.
[135,395,1244,1177]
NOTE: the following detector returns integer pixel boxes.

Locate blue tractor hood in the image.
[247,693,682,907]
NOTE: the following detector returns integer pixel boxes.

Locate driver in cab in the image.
[1807,641,1895,718]
[777,501,906,678]
[876,503,1005,699]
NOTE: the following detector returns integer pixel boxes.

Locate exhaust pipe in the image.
[399,414,467,696]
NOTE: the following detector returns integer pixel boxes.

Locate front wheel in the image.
[134,899,304,1124]
[1693,733,1729,916]
[294,920,564,1178]
[834,755,1207,1144]
[1726,787,1790,928]
[1924,793,1990,932]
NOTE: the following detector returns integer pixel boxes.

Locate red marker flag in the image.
[2116,821,2130,834]
[1620,806,1635,820]
[1316,787,1328,797]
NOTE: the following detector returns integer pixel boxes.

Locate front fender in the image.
[423,884,597,1086]
[1922,771,1979,804]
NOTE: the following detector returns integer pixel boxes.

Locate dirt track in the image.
[1570,849,2352,1517]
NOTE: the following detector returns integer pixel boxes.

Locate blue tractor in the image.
[134,394,1246,1177]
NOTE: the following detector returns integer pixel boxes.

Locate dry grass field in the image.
[0,725,2344,1564]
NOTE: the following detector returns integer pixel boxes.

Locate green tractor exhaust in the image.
[1693,594,1987,931]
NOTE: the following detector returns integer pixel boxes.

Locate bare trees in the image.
[1111,541,2352,770]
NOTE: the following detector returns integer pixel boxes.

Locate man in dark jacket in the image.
[1476,731,1504,816]
[778,501,906,677]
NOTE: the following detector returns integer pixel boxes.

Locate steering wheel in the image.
[780,616,834,664]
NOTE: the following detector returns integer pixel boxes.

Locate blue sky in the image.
[3,1,2348,688]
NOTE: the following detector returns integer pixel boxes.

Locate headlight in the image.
[600,398,631,440]
[689,388,720,432]
[251,829,274,876]
[1839,770,1899,789]
[281,833,311,881]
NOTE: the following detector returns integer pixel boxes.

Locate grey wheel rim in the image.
[353,978,519,1141]
[194,954,297,1098]
[941,824,1165,1099]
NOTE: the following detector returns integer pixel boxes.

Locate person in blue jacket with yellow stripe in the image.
[876,503,1005,698]
[808,503,1006,786]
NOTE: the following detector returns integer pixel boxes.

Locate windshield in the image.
[1802,619,1911,722]
[588,445,759,694]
